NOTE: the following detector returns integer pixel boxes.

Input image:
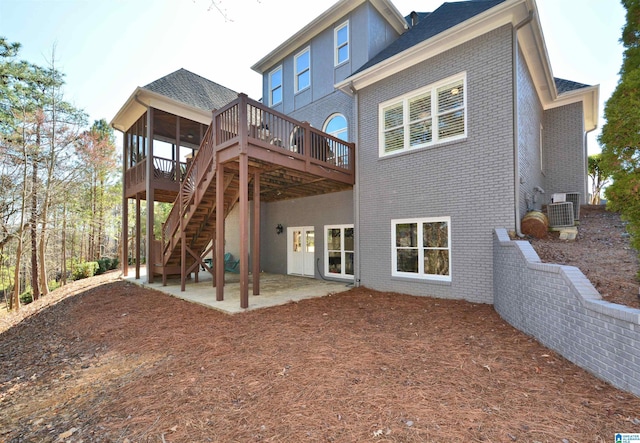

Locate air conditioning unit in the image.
[565,192,580,220]
[547,202,575,228]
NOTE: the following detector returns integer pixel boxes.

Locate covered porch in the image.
[116,89,356,309]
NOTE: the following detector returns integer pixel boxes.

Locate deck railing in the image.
[160,94,355,266]
[215,95,355,173]
[124,156,147,190]
[125,156,187,193]
[153,157,187,182]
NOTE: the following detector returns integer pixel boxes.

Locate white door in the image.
[287,226,315,277]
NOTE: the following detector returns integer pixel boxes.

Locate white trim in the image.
[251,0,406,74]
[111,87,213,132]
[323,113,348,141]
[268,65,283,107]
[334,20,349,67]
[294,46,311,93]
[336,0,524,94]
[378,72,467,157]
[391,217,451,282]
[335,0,599,133]
[324,224,355,280]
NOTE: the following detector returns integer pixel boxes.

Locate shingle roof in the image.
[355,0,507,75]
[142,68,239,111]
[554,77,591,94]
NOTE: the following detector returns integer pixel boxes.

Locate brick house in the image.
[113,0,598,307]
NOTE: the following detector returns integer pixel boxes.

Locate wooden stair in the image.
[158,125,239,282]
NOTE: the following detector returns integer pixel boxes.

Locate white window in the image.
[295,47,311,93]
[325,224,354,279]
[392,217,451,281]
[269,66,282,106]
[335,21,349,66]
[323,113,348,141]
[379,73,466,156]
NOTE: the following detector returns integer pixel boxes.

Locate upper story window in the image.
[379,73,466,157]
[295,47,311,93]
[335,21,349,66]
[269,66,283,106]
[323,113,348,141]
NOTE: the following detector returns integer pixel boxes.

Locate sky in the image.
[0,0,627,155]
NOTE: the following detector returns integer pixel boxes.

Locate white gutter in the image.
[513,8,534,238]
[352,83,361,287]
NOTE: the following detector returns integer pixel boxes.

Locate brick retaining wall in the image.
[493,228,640,397]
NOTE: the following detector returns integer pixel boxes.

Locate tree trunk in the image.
[38,202,50,296]
[30,144,40,301]
[62,200,67,286]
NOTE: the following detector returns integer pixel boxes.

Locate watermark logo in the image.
[616,434,640,443]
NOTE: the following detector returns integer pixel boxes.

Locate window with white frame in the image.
[380,73,466,156]
[295,47,311,92]
[392,217,451,281]
[269,66,283,106]
[325,225,354,279]
[323,113,348,141]
[335,21,349,66]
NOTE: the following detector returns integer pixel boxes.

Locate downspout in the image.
[512,9,534,237]
[351,81,361,287]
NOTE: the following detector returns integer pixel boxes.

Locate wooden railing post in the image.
[238,93,248,154]
[302,121,311,171]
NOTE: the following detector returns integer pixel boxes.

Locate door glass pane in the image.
[306,230,315,253]
[293,231,302,252]
[328,251,341,274]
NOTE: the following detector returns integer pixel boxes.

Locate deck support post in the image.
[239,153,249,308]
[122,196,128,277]
[215,160,225,301]
[135,195,141,279]
[145,108,155,284]
[252,172,260,295]
[122,131,129,277]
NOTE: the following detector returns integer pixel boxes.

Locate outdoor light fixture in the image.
[276,224,283,235]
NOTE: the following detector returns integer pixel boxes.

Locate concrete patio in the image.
[123,267,353,314]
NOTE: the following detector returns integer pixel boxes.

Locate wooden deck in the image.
[123,94,355,309]
[124,95,354,202]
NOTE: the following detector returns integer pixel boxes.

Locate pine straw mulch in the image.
[529,205,640,309]
[1,269,640,442]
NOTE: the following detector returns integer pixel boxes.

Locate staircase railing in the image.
[162,123,215,263]
[160,94,356,266]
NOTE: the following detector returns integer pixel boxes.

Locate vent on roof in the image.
[547,202,575,228]
[410,11,420,27]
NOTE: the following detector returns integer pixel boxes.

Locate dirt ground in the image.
[1,205,639,442]
[529,205,640,309]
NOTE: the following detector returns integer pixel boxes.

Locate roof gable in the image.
[358,0,506,74]
[251,0,407,74]
[142,68,238,112]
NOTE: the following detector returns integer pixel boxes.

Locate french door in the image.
[287,226,315,277]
